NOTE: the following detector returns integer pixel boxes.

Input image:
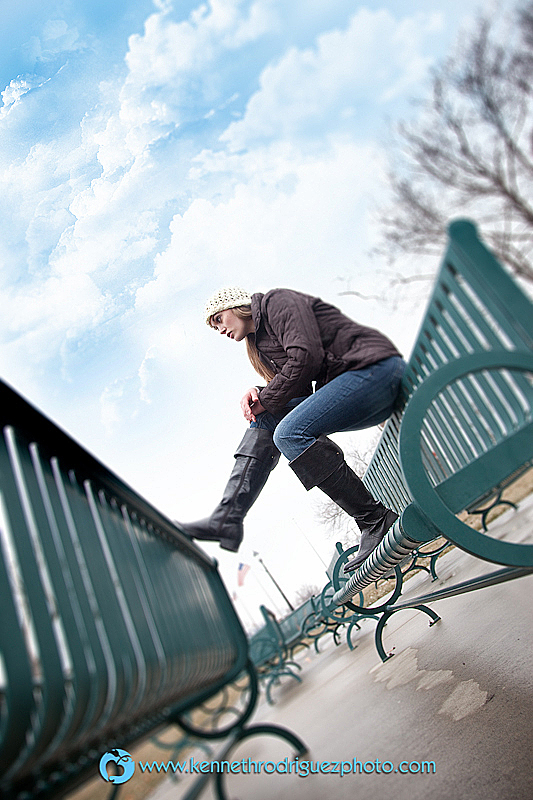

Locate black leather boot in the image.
[179,428,280,552]
[289,437,397,572]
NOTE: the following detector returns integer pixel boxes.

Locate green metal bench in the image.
[278,599,316,659]
[319,545,381,650]
[248,593,348,703]
[0,382,306,799]
[328,219,533,659]
[299,594,343,653]
[248,606,304,705]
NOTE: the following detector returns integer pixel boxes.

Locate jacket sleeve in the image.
[257,291,325,412]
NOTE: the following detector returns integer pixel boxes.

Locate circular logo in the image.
[99,749,135,784]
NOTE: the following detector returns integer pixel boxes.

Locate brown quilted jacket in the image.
[251,289,401,413]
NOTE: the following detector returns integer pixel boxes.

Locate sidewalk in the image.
[148,495,533,800]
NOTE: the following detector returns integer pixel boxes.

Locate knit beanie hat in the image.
[203,287,252,325]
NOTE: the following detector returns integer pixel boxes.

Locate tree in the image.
[378,1,533,284]
[293,583,322,605]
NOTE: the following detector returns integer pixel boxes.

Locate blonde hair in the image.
[209,305,276,383]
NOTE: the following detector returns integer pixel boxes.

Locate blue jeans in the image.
[251,356,406,462]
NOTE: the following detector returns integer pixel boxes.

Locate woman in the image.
[181,286,405,573]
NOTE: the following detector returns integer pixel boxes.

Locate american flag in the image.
[237,562,250,586]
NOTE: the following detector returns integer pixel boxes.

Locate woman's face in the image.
[211,309,254,341]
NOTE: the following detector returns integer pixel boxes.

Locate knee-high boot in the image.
[179,428,280,552]
[289,437,397,572]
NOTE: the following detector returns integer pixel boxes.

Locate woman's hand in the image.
[240,387,266,422]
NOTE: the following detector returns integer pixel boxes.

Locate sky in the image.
[0,0,510,629]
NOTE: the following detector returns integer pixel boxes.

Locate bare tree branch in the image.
[377,1,533,283]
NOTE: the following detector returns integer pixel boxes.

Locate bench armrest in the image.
[399,350,533,567]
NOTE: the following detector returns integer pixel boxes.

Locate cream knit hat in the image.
[203,287,252,325]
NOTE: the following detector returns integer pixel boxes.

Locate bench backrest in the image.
[278,598,314,646]
[249,599,317,667]
[0,381,248,796]
[248,606,284,668]
[364,220,533,515]
[248,628,280,668]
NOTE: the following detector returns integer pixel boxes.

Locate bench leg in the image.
[375,605,442,662]
[213,723,308,800]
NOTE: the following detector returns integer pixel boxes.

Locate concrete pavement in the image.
[148,494,533,800]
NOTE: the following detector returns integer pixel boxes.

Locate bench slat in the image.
[446,224,533,347]
[435,422,533,512]
[434,287,523,432]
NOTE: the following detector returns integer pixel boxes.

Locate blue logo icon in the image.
[99,749,135,784]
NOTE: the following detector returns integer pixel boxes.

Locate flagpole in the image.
[253,551,294,611]
[249,569,286,617]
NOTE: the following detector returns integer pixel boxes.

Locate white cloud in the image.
[3,1,444,398]
[2,270,111,390]
[221,8,444,150]
[123,0,276,112]
[135,136,388,325]
[40,19,83,59]
[100,380,127,435]
[0,0,477,444]
[16,18,86,82]
[1,77,39,114]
